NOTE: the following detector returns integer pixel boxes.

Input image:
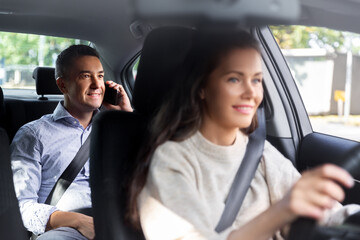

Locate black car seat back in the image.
[90,26,195,240]
[133,27,194,116]
[0,128,28,239]
[91,111,147,240]
[0,87,6,129]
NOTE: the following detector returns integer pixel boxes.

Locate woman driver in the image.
[128,29,359,240]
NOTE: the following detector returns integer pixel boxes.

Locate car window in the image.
[132,57,140,80]
[0,31,89,90]
[271,25,360,142]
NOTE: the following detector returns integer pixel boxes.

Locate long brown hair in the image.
[127,29,262,227]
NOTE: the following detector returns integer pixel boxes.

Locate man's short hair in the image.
[55,44,100,80]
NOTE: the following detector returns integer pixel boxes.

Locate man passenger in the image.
[11,45,132,240]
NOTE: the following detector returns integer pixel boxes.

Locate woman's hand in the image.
[279,164,354,222]
[102,80,133,112]
[228,164,354,240]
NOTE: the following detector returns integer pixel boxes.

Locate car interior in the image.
[1,0,360,239]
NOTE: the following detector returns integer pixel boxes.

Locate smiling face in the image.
[200,47,263,137]
[57,55,105,116]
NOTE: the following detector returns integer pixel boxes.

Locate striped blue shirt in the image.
[11,101,97,235]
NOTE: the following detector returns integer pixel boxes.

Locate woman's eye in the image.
[252,78,262,84]
[228,77,239,83]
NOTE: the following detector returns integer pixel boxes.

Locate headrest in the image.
[33,67,62,95]
[133,26,195,116]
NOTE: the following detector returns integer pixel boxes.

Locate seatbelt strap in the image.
[45,135,91,206]
[215,104,266,232]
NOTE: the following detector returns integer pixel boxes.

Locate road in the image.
[310,117,360,142]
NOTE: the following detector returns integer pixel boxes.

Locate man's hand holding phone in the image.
[104,84,120,105]
[102,81,133,112]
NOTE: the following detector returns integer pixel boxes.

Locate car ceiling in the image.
[0,0,141,73]
[0,0,360,72]
[299,0,360,33]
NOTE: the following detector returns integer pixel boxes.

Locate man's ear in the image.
[56,77,67,94]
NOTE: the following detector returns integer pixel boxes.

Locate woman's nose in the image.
[242,81,256,98]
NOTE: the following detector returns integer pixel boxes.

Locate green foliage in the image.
[133,57,140,71]
[0,31,89,66]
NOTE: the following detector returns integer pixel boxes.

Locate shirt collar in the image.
[52,100,100,123]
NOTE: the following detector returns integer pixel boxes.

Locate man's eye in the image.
[81,74,91,78]
[98,75,104,79]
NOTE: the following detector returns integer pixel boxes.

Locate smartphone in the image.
[103,84,121,105]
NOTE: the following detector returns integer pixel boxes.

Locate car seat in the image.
[4,67,61,141]
[90,26,194,240]
[0,128,28,239]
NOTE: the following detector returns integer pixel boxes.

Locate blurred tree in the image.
[0,32,89,66]
[271,25,347,52]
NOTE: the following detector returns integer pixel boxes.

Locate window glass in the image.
[132,57,140,80]
[271,26,360,141]
[0,31,89,89]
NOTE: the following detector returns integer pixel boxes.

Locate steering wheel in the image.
[288,144,360,240]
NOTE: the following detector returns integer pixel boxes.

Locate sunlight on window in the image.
[271,25,360,141]
[0,31,89,89]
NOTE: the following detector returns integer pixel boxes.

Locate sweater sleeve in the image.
[138,141,234,240]
[262,141,301,204]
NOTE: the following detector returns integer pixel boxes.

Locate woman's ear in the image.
[56,77,67,94]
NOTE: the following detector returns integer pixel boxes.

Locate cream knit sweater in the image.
[138,131,360,240]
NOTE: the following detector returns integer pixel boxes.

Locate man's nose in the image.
[91,76,102,87]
